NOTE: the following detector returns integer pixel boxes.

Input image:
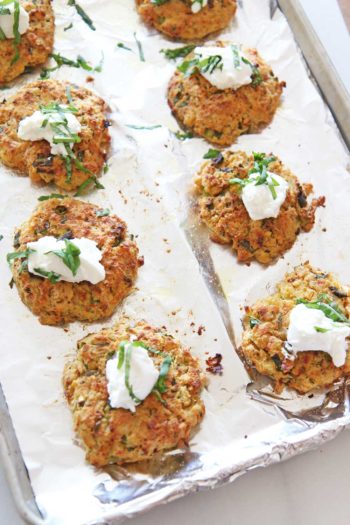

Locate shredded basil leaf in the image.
[74,176,104,196]
[175,130,193,140]
[115,340,173,405]
[38,193,66,201]
[314,326,330,333]
[154,355,172,393]
[296,296,350,325]
[33,267,61,283]
[249,316,260,328]
[126,124,161,130]
[47,238,81,276]
[161,45,196,60]
[40,53,102,79]
[229,152,279,200]
[7,248,35,265]
[124,343,142,404]
[67,0,95,31]
[95,208,110,217]
[133,32,145,62]
[203,148,221,159]
[117,42,132,51]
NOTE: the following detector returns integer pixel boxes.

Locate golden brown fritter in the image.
[0,80,110,191]
[240,263,350,394]
[136,0,237,41]
[168,44,285,146]
[63,318,206,466]
[9,198,141,326]
[194,151,325,265]
[0,0,54,84]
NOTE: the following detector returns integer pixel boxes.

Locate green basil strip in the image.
[124,343,142,404]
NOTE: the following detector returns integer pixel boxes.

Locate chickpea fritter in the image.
[63,318,206,467]
[0,0,54,84]
[241,263,350,394]
[0,80,110,191]
[168,45,285,146]
[9,198,141,326]
[136,0,237,41]
[194,151,325,264]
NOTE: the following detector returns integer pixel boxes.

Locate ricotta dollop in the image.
[27,236,105,284]
[17,108,81,156]
[0,2,29,39]
[241,172,288,221]
[194,45,252,90]
[191,0,208,14]
[286,304,350,367]
[106,343,159,412]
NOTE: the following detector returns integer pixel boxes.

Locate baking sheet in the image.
[0,0,349,524]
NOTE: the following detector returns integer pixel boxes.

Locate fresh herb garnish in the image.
[150,0,169,5]
[74,176,104,196]
[241,56,263,86]
[175,130,193,140]
[7,248,35,265]
[229,152,279,200]
[178,53,223,78]
[231,44,241,68]
[67,0,95,31]
[296,295,350,325]
[11,0,20,64]
[0,234,3,241]
[38,193,66,201]
[126,124,162,130]
[124,343,142,403]
[117,42,132,52]
[314,326,330,333]
[133,32,145,62]
[64,22,73,31]
[249,316,260,328]
[116,340,173,406]
[153,355,172,393]
[95,208,110,217]
[37,102,86,183]
[161,45,196,60]
[203,148,223,164]
[40,53,102,79]
[47,238,81,276]
[33,267,61,283]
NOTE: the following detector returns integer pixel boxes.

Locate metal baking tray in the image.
[0,0,349,523]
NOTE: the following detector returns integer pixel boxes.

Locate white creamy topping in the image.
[286,304,350,367]
[17,108,81,156]
[106,343,159,412]
[27,236,105,284]
[0,2,29,39]
[241,172,288,221]
[194,45,252,90]
[191,0,208,14]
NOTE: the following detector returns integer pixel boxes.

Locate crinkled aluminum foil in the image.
[0,0,349,524]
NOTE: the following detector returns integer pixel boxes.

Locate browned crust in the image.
[0,0,54,84]
[63,318,206,466]
[168,45,285,146]
[0,80,111,191]
[136,0,237,41]
[11,198,141,325]
[240,263,350,394]
[194,150,325,264]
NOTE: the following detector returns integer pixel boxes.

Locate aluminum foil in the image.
[0,0,349,524]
